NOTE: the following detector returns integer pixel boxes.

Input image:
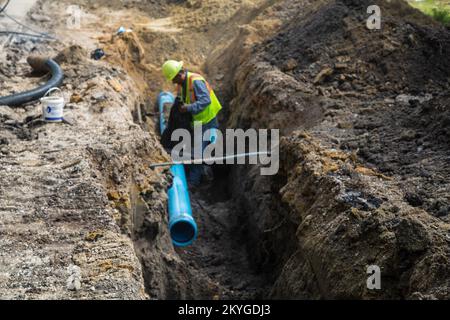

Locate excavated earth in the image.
[1,0,449,300]
[214,0,450,299]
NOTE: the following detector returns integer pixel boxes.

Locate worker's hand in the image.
[179,103,189,113]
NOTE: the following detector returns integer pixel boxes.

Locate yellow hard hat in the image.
[162,60,183,81]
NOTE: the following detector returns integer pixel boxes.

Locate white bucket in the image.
[40,88,64,122]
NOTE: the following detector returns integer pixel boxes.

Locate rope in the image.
[0,30,55,39]
[1,11,55,39]
[0,0,55,40]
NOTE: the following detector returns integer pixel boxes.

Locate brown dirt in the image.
[221,0,450,299]
[1,0,450,300]
[1,0,275,300]
[0,43,164,298]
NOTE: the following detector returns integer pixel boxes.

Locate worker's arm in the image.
[186,80,211,114]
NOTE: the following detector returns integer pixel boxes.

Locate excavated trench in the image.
[5,0,448,300]
[175,167,273,299]
[109,0,341,300]
[87,0,297,300]
[130,0,450,300]
[127,99,278,299]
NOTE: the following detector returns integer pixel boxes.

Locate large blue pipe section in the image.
[158,92,198,247]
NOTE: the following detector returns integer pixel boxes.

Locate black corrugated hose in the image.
[0,0,10,14]
[0,58,64,107]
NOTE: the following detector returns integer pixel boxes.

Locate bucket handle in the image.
[42,87,63,99]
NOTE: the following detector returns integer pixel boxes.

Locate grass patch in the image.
[408,0,450,26]
[430,7,450,25]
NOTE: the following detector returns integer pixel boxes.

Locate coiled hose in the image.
[0,57,64,107]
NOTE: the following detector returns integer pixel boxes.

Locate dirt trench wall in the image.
[230,119,450,300]
[222,0,450,299]
[271,134,450,299]
[0,45,151,299]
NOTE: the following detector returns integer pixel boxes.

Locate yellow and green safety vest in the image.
[179,72,222,124]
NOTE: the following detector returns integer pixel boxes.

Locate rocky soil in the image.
[1,0,449,300]
[0,43,163,298]
[221,0,450,299]
[1,0,274,300]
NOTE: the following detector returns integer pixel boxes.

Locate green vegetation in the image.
[408,0,450,26]
[430,6,450,25]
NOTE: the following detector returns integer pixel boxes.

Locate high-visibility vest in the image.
[179,72,222,124]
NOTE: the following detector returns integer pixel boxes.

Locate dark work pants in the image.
[188,117,219,186]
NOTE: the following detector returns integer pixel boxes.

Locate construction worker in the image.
[162,60,222,187]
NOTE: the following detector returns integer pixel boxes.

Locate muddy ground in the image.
[1,0,450,299]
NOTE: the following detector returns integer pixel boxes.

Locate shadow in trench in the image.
[175,164,271,299]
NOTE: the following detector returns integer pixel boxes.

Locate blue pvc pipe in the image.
[157,92,198,247]
[168,164,197,246]
[158,92,173,135]
[209,128,217,144]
